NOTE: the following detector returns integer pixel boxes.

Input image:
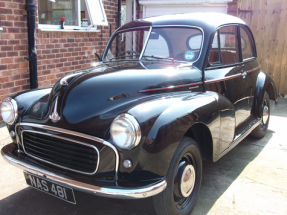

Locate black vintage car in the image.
[1,13,277,215]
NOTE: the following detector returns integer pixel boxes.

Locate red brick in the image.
[1,46,13,51]
[8,40,20,45]
[0,65,8,71]
[21,84,30,91]
[0,8,12,14]
[8,28,20,33]
[3,82,15,88]
[9,74,21,81]
[1,58,14,64]
[9,86,21,93]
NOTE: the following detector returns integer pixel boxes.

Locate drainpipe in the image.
[118,0,122,28]
[25,0,38,89]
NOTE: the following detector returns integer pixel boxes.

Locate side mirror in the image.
[94,52,102,61]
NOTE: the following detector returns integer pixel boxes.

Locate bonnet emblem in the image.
[49,97,61,123]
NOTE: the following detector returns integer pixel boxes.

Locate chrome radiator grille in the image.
[22,131,99,175]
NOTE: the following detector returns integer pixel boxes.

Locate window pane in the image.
[144,27,203,62]
[144,32,169,57]
[39,0,79,26]
[86,0,108,26]
[219,26,240,65]
[105,28,150,61]
[240,27,255,60]
[209,31,220,64]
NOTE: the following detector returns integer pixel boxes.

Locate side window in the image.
[219,26,240,65]
[209,31,220,64]
[240,27,255,60]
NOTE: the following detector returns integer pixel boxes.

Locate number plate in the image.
[24,172,76,204]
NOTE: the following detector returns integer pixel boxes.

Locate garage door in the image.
[143,4,227,18]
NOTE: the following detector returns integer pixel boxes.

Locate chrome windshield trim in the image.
[21,130,100,175]
[1,143,167,199]
[15,123,119,179]
[139,26,152,59]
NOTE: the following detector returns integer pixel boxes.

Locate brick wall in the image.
[227,0,238,16]
[0,0,118,120]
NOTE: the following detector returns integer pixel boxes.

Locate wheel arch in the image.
[252,71,277,118]
[184,123,213,161]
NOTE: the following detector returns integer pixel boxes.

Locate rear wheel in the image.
[153,137,202,215]
[250,92,270,139]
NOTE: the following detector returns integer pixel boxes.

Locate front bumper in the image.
[1,143,167,199]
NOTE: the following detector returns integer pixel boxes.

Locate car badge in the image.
[49,97,61,123]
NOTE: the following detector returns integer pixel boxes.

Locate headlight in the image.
[110,113,141,150]
[0,97,18,125]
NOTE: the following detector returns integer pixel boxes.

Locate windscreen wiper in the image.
[108,54,141,61]
[141,55,174,61]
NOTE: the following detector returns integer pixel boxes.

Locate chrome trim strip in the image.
[139,82,203,93]
[49,97,60,122]
[217,119,261,160]
[15,123,119,180]
[205,66,261,84]
[1,144,167,199]
[60,72,83,86]
[21,130,100,175]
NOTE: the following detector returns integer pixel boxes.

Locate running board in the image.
[218,119,261,159]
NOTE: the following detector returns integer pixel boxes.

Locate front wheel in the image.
[153,137,202,215]
[250,91,270,139]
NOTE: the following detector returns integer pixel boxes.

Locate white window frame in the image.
[38,0,108,31]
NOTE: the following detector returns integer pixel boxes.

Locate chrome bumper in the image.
[1,143,167,199]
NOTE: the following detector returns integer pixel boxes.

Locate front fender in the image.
[6,87,52,141]
[128,91,234,177]
[252,71,277,118]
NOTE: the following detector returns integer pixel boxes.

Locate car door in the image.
[204,25,255,149]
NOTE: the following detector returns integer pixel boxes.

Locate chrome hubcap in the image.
[180,165,195,197]
[262,106,269,125]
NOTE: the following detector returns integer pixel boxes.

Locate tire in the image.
[250,92,270,139]
[153,137,202,215]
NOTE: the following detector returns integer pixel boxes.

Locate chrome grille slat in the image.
[24,141,97,165]
[16,123,119,179]
[25,146,96,172]
[24,133,96,154]
[24,136,98,159]
[21,130,100,175]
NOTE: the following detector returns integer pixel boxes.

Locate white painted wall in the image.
[143,4,227,18]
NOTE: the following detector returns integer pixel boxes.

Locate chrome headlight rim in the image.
[1,97,18,125]
[110,113,141,150]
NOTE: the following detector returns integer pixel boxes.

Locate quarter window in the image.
[219,26,240,65]
[208,26,240,66]
[209,31,220,64]
[240,27,255,60]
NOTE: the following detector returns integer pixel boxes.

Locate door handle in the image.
[241,70,247,78]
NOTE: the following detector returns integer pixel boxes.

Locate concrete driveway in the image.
[0,98,286,215]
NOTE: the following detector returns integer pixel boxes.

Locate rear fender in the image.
[252,71,277,118]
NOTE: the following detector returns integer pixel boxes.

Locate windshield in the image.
[103,27,203,63]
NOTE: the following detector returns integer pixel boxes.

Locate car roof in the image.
[118,13,246,32]
[144,13,245,28]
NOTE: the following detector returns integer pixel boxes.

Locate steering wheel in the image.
[117,50,141,58]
